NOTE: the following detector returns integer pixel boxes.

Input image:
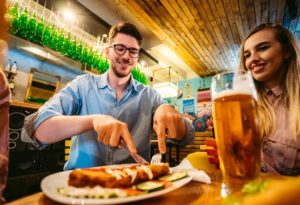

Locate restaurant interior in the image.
[2,0,300,204]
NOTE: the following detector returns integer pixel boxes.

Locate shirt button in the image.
[266,90,273,96]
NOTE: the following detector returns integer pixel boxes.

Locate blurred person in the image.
[240,23,300,175]
[22,22,194,170]
[0,0,10,202]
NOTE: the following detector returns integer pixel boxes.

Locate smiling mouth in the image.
[252,64,264,72]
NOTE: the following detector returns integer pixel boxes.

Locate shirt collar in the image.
[263,86,283,99]
[98,70,139,93]
[98,71,109,89]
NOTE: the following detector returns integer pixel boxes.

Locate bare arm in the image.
[34,115,137,153]
[34,115,95,143]
[153,104,187,153]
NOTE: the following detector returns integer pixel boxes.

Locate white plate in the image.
[41,168,192,205]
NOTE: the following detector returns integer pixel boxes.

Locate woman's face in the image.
[243,28,288,88]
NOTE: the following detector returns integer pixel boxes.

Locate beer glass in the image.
[211,71,260,189]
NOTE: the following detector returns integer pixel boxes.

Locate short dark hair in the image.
[108,22,143,46]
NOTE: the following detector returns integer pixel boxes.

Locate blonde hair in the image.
[239,23,300,139]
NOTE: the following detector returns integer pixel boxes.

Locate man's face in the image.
[105,33,140,78]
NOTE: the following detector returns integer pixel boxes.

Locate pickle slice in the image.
[158,171,188,182]
[136,181,165,192]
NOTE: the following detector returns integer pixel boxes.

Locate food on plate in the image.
[223,177,300,205]
[69,163,170,188]
[57,163,189,199]
[136,181,167,192]
[158,171,188,181]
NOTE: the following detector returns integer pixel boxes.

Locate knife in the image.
[119,142,149,165]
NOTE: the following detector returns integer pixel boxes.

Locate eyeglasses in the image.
[109,44,140,58]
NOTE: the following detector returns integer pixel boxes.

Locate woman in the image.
[239,23,300,175]
[0,0,10,202]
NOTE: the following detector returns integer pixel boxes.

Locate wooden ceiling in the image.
[119,0,300,77]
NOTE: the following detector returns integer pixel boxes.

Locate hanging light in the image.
[153,66,179,98]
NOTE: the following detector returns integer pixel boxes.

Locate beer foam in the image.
[213,90,253,101]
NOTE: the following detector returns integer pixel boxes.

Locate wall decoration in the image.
[182,98,196,124]
[193,89,213,132]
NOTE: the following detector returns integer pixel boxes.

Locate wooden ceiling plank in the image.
[254,0,262,25]
[213,0,240,67]
[222,0,242,43]
[187,3,227,72]
[187,0,229,71]
[245,0,256,30]
[261,0,269,24]
[276,0,286,23]
[193,0,232,71]
[158,0,215,75]
[212,0,237,47]
[269,0,277,23]
[222,0,242,62]
[230,0,247,39]
[238,0,251,35]
[171,0,218,73]
[178,0,224,72]
[120,0,206,76]
[202,0,235,69]
[163,0,217,74]
[140,0,209,74]
[148,0,209,63]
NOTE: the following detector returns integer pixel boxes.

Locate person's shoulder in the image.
[73,73,101,85]
[134,81,159,96]
[133,80,153,92]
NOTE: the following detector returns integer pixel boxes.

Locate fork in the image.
[150,153,162,164]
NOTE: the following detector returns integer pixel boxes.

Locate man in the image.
[22,22,194,170]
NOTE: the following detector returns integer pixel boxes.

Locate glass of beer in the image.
[211,71,260,190]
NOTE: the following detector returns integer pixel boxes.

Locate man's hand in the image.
[92,115,137,154]
[153,104,186,154]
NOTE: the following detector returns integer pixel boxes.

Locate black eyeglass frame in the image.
[109,44,140,58]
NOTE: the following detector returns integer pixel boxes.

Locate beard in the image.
[111,58,134,78]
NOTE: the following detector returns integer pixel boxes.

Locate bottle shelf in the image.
[8,35,85,75]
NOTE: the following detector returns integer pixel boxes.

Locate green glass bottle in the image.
[42,22,51,47]
[87,47,93,67]
[27,12,37,42]
[49,25,58,50]
[93,55,101,73]
[8,3,20,35]
[81,44,88,65]
[56,28,65,54]
[91,52,99,70]
[35,17,45,44]
[18,7,29,38]
[76,40,83,62]
[64,32,71,56]
[70,36,77,60]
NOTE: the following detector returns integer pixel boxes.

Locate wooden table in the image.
[5,170,281,205]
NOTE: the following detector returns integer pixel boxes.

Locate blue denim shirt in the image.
[30,72,194,170]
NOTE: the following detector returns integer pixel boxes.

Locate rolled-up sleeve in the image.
[150,88,195,146]
[33,78,81,130]
[167,118,195,146]
[21,76,83,148]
